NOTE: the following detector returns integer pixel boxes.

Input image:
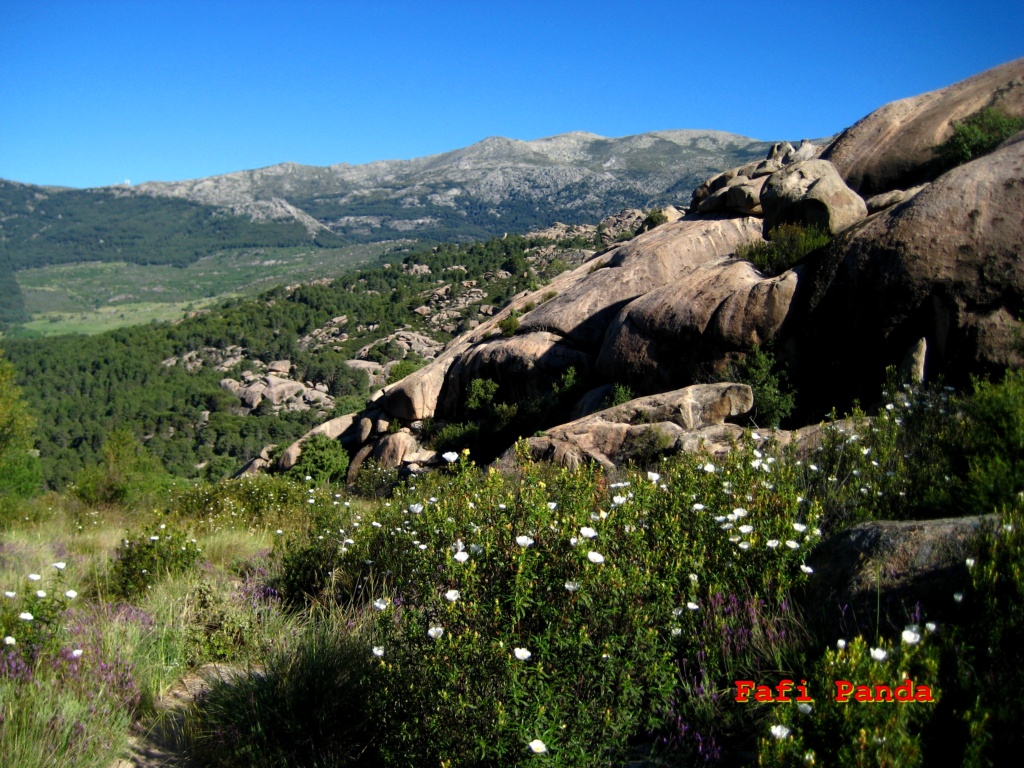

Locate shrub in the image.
[641,208,669,231]
[320,446,821,765]
[728,345,796,428]
[736,223,830,278]
[171,474,310,529]
[956,368,1024,513]
[385,358,423,385]
[183,610,380,767]
[288,434,350,486]
[429,421,481,454]
[757,634,941,767]
[71,427,173,508]
[109,526,202,600]
[933,106,1024,172]
[497,310,521,338]
[602,382,635,409]
[0,568,143,768]
[352,459,399,500]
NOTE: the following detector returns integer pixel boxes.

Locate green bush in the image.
[956,368,1024,513]
[288,434,350,486]
[0,348,42,520]
[109,525,203,600]
[933,106,1024,172]
[728,345,796,428]
[602,382,636,409]
[736,223,830,278]
[758,634,941,767]
[324,446,820,765]
[352,459,399,500]
[385,358,423,385]
[183,611,380,767]
[71,427,173,508]
[497,310,521,338]
[171,473,310,526]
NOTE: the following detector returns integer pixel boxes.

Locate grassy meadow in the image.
[2,373,1024,766]
[12,242,402,336]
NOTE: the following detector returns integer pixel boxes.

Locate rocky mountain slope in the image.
[278,57,1024,478]
[127,130,770,241]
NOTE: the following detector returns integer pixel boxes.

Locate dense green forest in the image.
[0,182,343,271]
[2,234,579,489]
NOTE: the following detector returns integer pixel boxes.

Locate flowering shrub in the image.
[110,525,202,599]
[281,441,821,765]
[758,633,941,766]
[170,474,310,526]
[1,565,143,768]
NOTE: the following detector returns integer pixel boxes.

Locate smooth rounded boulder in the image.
[760,159,868,235]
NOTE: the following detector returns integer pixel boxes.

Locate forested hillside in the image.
[2,234,582,488]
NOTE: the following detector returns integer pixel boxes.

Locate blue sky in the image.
[2,0,1021,189]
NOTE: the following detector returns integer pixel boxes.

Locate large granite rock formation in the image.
[822,57,1024,196]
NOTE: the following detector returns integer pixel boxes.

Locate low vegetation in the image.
[932,105,1024,174]
[2,367,1024,766]
[735,223,831,278]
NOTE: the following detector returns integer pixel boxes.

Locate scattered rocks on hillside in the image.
[598,209,646,244]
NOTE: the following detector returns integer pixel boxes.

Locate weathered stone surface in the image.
[696,175,767,215]
[268,360,291,374]
[790,136,1024,413]
[440,332,592,418]
[278,414,358,470]
[519,216,765,350]
[597,259,799,391]
[240,382,266,409]
[597,208,645,244]
[263,375,306,405]
[219,378,241,394]
[822,57,1024,196]
[372,431,421,468]
[381,248,616,421]
[570,384,614,420]
[864,184,928,213]
[802,515,991,638]
[761,159,868,235]
[514,383,752,470]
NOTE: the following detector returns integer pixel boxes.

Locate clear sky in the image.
[2,0,1021,189]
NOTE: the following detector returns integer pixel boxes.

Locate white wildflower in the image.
[427,626,444,640]
[587,551,605,564]
[514,647,532,660]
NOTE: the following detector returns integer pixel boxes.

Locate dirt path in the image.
[109,663,235,768]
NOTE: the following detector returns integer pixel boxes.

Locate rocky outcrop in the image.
[802,515,991,638]
[519,216,764,350]
[516,383,754,470]
[822,57,1024,196]
[597,259,799,391]
[789,134,1024,413]
[760,159,868,235]
[275,59,1024,488]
